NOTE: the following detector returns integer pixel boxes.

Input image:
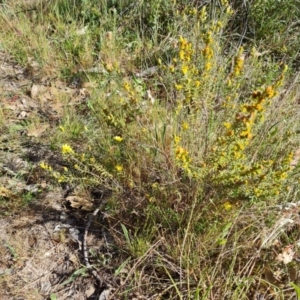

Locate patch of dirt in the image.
[0,190,105,299]
[0,51,115,299]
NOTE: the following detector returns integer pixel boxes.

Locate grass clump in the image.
[1,0,300,298]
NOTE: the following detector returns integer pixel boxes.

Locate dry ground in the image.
[0,50,120,300]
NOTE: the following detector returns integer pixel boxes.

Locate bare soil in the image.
[0,51,116,300]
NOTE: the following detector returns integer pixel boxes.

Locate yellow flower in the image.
[62,144,74,154]
[280,172,288,180]
[179,36,188,49]
[175,84,183,90]
[205,62,212,71]
[182,64,189,75]
[223,122,231,129]
[149,197,155,203]
[202,45,213,59]
[179,50,185,61]
[234,151,242,159]
[254,189,262,196]
[169,65,175,72]
[40,161,52,171]
[58,175,66,183]
[190,8,197,15]
[176,147,190,162]
[204,31,213,45]
[223,201,232,210]
[236,141,245,151]
[234,69,241,76]
[115,165,123,172]
[226,5,233,15]
[40,161,47,169]
[199,6,207,22]
[124,82,131,92]
[174,135,181,145]
[182,122,189,130]
[235,56,244,69]
[255,103,264,111]
[113,136,123,142]
[217,21,223,29]
[264,86,275,98]
[240,130,252,139]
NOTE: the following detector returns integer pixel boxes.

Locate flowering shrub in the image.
[42,1,296,215]
[3,0,300,298]
[155,3,294,209]
[40,144,115,189]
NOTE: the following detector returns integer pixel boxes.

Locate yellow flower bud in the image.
[113,136,123,142]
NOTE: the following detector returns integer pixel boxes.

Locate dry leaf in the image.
[85,284,96,298]
[272,239,281,248]
[99,288,112,300]
[66,196,93,211]
[30,84,46,98]
[27,123,49,137]
[42,90,53,101]
[276,245,294,264]
[291,148,300,169]
[82,81,97,88]
[50,100,64,115]
[76,26,88,36]
[146,90,155,104]
[20,97,28,108]
[264,267,280,285]
[69,254,80,266]
[17,111,28,119]
[251,49,270,57]
[0,186,12,197]
[69,227,80,242]
[289,265,297,282]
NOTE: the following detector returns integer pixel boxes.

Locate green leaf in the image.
[114,257,131,276]
[290,282,300,299]
[60,267,87,286]
[121,223,131,246]
[5,241,18,260]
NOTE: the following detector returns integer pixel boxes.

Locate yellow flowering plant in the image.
[157,2,295,209]
[40,143,116,189]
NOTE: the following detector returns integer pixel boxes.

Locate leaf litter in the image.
[0,49,110,300]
